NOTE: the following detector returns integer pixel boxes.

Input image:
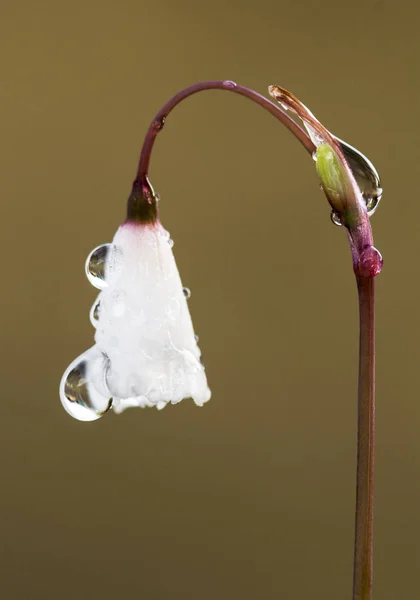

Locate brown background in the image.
[0,0,418,598]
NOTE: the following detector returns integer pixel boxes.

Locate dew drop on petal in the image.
[330,210,343,227]
[60,351,112,421]
[183,287,191,299]
[168,238,174,248]
[89,297,101,327]
[85,244,112,289]
[194,334,199,342]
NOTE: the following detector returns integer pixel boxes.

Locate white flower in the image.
[60,220,210,421]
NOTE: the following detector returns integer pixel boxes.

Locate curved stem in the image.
[135,80,315,184]
[353,275,375,600]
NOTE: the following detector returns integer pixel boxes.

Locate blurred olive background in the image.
[0,0,418,598]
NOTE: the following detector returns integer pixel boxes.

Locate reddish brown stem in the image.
[353,275,375,600]
[135,80,315,185]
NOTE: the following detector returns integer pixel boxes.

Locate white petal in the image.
[94,221,211,409]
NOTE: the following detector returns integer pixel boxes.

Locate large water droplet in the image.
[85,244,112,289]
[60,349,112,421]
[183,287,191,299]
[85,244,123,289]
[337,138,382,217]
[330,210,343,227]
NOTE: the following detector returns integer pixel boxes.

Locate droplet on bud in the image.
[330,210,343,227]
[337,138,382,217]
[183,287,191,299]
[304,122,325,147]
[60,350,112,421]
[365,188,382,217]
[223,80,237,88]
[358,246,383,277]
[85,244,112,289]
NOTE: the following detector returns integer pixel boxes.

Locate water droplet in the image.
[358,246,383,277]
[337,138,382,217]
[304,122,325,146]
[85,244,111,289]
[85,244,123,289]
[330,210,343,227]
[194,334,199,342]
[152,117,165,132]
[183,287,191,299]
[168,238,174,248]
[60,350,112,421]
[223,80,237,88]
[365,188,382,217]
[89,296,101,327]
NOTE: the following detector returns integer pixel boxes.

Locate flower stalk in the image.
[269,85,382,600]
[353,274,375,600]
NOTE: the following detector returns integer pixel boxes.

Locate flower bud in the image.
[315,143,352,216]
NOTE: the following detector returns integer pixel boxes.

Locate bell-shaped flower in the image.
[60,217,210,421]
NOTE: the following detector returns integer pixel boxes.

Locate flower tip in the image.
[126,178,159,224]
[192,386,211,407]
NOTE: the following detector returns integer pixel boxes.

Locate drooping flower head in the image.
[60,183,210,421]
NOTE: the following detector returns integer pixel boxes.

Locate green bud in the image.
[315,143,352,216]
